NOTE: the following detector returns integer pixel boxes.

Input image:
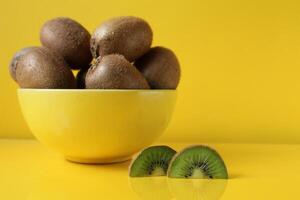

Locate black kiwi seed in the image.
[85,54,150,89]
[90,16,153,62]
[135,47,181,89]
[40,17,92,69]
[129,146,177,177]
[15,47,76,89]
[167,145,228,179]
[9,47,39,82]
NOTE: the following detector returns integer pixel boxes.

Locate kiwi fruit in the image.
[85,54,150,89]
[76,68,88,89]
[9,47,39,82]
[90,16,153,62]
[15,47,76,89]
[129,145,176,177]
[40,17,92,69]
[135,46,180,89]
[167,145,228,179]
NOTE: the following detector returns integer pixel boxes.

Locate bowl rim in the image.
[17,88,177,93]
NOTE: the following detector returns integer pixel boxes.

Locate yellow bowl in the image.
[18,89,177,164]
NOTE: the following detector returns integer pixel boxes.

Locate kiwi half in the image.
[129,146,176,177]
[167,145,228,179]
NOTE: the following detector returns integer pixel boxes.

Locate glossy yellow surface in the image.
[1,139,300,200]
[17,89,176,163]
[1,0,300,143]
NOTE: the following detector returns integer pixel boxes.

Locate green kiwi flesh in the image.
[167,145,228,179]
[129,146,176,177]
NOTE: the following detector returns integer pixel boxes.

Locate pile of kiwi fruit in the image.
[9,16,180,89]
[129,145,228,179]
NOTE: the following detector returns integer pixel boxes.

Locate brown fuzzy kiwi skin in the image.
[85,54,150,89]
[76,68,89,89]
[15,47,76,89]
[40,17,92,69]
[135,46,181,89]
[166,145,227,177]
[90,16,153,62]
[9,47,39,82]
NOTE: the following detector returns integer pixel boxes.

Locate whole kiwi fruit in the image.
[40,17,92,69]
[85,54,150,89]
[15,47,76,89]
[9,46,39,82]
[135,46,180,89]
[90,16,153,62]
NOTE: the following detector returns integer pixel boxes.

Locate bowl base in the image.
[65,155,132,164]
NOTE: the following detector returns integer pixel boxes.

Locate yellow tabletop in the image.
[1,139,299,200]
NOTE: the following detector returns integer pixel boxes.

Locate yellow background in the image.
[1,0,300,143]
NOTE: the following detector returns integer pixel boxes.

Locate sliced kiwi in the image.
[168,145,228,179]
[129,146,176,177]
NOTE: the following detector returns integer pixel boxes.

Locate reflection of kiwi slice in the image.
[168,145,228,179]
[129,177,173,200]
[129,146,176,177]
[168,179,228,200]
